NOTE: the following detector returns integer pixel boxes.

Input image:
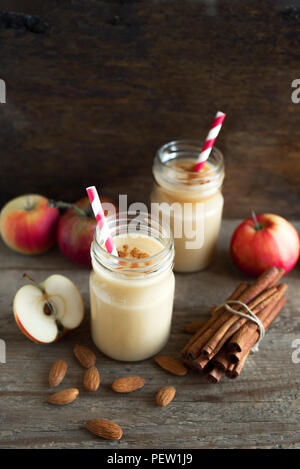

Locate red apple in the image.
[56,196,118,267]
[0,194,59,254]
[230,213,300,276]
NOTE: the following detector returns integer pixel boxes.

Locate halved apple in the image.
[13,274,84,343]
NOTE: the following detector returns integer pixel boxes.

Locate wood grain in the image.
[0,1,300,216]
[0,220,300,448]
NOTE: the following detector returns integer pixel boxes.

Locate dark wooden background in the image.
[1,0,300,217]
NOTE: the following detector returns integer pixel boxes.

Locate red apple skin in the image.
[0,194,59,255]
[230,213,300,277]
[14,311,45,344]
[14,310,70,344]
[57,196,117,267]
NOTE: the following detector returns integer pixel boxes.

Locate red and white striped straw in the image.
[86,186,118,256]
[194,111,226,172]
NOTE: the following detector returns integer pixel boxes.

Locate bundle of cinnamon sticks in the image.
[182,266,287,383]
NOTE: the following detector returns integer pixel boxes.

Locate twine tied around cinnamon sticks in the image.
[182,266,288,383]
[214,300,265,352]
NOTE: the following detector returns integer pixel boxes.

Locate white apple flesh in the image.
[13,274,84,343]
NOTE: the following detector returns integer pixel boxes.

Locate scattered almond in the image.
[85,418,123,440]
[112,376,145,393]
[49,359,67,387]
[155,356,187,376]
[184,320,206,334]
[84,366,100,392]
[47,388,79,405]
[156,386,176,407]
[73,345,96,368]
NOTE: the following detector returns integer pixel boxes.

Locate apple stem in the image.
[251,210,263,231]
[48,200,87,217]
[23,273,46,294]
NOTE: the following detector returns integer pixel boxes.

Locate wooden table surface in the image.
[0,219,299,449]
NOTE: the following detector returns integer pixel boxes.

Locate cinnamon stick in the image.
[213,288,278,370]
[228,353,249,379]
[226,362,238,379]
[184,320,207,334]
[202,285,281,360]
[190,355,210,371]
[221,296,286,380]
[183,359,199,371]
[206,366,224,384]
[268,267,285,288]
[228,295,287,365]
[228,283,287,354]
[184,267,279,360]
[182,281,248,357]
[201,285,279,358]
[212,348,232,372]
[182,267,287,382]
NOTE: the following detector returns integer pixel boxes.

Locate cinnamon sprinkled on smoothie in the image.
[168,159,213,185]
[130,247,149,259]
[117,244,130,258]
[117,245,149,260]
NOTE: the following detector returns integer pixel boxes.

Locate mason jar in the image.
[89,212,175,361]
[151,140,225,273]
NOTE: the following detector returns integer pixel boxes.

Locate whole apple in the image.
[230,213,300,276]
[56,196,118,267]
[0,194,59,254]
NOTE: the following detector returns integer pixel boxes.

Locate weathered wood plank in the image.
[0,1,300,216]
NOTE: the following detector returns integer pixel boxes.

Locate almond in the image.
[155,356,187,376]
[49,359,67,387]
[184,320,206,334]
[47,388,79,405]
[83,366,100,392]
[73,345,96,368]
[156,386,176,407]
[112,376,145,393]
[85,418,123,440]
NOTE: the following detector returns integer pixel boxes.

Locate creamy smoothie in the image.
[90,216,175,361]
[151,141,225,273]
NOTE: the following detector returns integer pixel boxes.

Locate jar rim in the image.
[91,212,174,277]
[157,139,223,172]
[154,139,224,192]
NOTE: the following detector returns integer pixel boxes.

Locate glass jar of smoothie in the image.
[89,213,175,361]
[151,140,225,273]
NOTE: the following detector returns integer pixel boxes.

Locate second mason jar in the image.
[90,213,175,361]
[151,140,225,273]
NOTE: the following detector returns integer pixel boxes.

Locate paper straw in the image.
[194,111,226,172]
[86,186,118,256]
